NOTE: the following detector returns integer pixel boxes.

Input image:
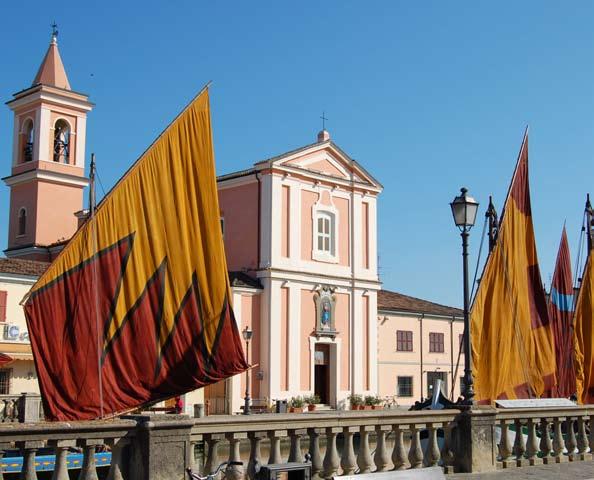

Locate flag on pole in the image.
[23,87,249,421]
[548,227,575,397]
[574,252,594,403]
[471,130,556,402]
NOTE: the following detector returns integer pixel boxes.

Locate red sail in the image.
[548,227,575,397]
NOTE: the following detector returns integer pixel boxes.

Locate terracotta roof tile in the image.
[0,258,50,277]
[378,289,462,317]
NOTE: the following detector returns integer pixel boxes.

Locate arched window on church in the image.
[22,119,34,162]
[53,119,71,164]
[18,208,27,236]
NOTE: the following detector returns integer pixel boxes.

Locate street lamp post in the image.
[242,326,253,415]
[450,187,479,405]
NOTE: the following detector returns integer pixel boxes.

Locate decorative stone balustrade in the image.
[495,406,594,468]
[0,406,592,479]
[191,409,459,479]
[0,418,137,480]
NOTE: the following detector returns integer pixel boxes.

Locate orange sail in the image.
[471,130,555,402]
[23,88,248,421]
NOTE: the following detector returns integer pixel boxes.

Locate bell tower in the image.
[3,28,93,261]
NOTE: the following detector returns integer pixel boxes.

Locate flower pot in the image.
[362,405,373,410]
[371,405,383,410]
[289,407,304,413]
[307,404,317,411]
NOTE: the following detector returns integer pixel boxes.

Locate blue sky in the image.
[1,1,593,308]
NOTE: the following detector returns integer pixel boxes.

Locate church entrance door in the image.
[314,344,330,404]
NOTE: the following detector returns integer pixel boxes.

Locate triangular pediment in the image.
[263,141,381,190]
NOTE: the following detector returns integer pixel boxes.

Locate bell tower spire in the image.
[2,28,94,261]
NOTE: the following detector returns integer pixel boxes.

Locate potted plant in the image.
[365,395,384,410]
[348,394,363,410]
[305,394,320,411]
[288,396,305,413]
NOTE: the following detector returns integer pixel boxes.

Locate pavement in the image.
[447,461,594,479]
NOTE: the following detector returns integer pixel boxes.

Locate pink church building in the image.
[213,130,382,412]
[1,32,465,413]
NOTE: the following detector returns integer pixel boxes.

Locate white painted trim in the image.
[230,286,262,295]
[257,267,381,289]
[260,175,273,269]
[276,165,382,193]
[268,279,281,400]
[8,90,93,113]
[311,197,339,263]
[270,176,283,266]
[0,273,38,284]
[368,292,378,393]
[230,291,243,414]
[38,107,51,163]
[288,180,301,262]
[75,115,87,168]
[3,169,89,188]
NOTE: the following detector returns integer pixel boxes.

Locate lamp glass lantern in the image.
[450,187,479,231]
[242,326,253,342]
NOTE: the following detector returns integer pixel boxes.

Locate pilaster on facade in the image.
[259,174,273,269]
[287,284,300,392]
[267,278,282,400]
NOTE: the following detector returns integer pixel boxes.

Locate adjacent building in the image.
[377,290,464,406]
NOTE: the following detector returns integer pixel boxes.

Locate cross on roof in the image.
[320,112,328,131]
[51,22,59,39]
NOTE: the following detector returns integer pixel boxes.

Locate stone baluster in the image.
[307,428,323,480]
[105,437,127,480]
[577,416,590,460]
[425,423,441,468]
[512,419,526,466]
[47,440,76,480]
[590,415,594,456]
[373,425,391,471]
[288,429,306,463]
[16,441,43,480]
[204,433,224,479]
[440,423,455,474]
[340,426,358,475]
[499,420,513,467]
[408,425,423,469]
[357,426,374,473]
[77,439,103,480]
[267,430,286,465]
[566,417,577,461]
[552,417,566,462]
[226,433,246,480]
[322,427,340,479]
[540,418,554,464]
[391,425,408,470]
[247,432,265,480]
[525,418,540,466]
